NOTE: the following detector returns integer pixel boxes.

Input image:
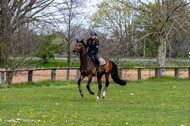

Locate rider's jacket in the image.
[85,38,99,54]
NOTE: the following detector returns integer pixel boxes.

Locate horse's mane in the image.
[78,39,87,49]
[78,39,94,61]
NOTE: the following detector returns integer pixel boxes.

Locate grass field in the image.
[0,77,190,126]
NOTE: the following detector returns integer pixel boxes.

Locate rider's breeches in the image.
[94,51,100,67]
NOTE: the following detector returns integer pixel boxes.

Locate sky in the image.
[86,0,102,15]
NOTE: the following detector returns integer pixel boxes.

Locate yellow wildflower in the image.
[42,115,48,118]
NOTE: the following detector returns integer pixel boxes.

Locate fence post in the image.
[175,68,179,78]
[118,68,122,79]
[28,70,33,82]
[188,68,190,79]
[155,68,158,77]
[138,68,141,80]
[66,69,70,81]
[77,69,80,80]
[155,68,161,77]
[1,72,4,85]
[51,69,56,82]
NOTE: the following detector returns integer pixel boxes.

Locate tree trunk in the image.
[143,39,146,58]
[6,71,13,84]
[66,41,71,81]
[157,35,166,77]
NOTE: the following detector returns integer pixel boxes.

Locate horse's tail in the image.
[110,61,127,86]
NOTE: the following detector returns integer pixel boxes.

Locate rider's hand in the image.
[91,51,94,54]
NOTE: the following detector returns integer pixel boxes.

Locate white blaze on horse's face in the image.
[74,43,83,53]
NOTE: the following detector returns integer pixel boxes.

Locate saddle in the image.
[89,54,106,66]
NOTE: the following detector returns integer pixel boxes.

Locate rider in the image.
[85,31,101,72]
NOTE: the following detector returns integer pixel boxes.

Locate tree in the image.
[52,0,86,80]
[36,34,62,61]
[118,0,190,76]
[0,0,54,84]
[91,0,136,60]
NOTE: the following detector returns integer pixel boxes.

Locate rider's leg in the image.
[94,51,101,72]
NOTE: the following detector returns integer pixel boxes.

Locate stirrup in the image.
[97,67,101,72]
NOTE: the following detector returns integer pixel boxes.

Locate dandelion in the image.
[0,118,2,121]
[88,118,90,120]
[42,115,48,118]
[43,105,47,107]
[159,120,164,122]
[2,96,6,99]
[126,122,128,125]
[63,116,66,118]
[30,109,33,111]
[69,104,73,107]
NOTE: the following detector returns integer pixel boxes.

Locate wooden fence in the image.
[0,66,190,84]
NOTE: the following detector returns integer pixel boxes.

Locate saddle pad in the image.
[99,57,106,66]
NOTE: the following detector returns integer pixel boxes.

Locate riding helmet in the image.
[91,31,97,36]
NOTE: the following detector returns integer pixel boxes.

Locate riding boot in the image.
[97,65,101,72]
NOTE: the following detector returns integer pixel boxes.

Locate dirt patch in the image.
[0,69,189,84]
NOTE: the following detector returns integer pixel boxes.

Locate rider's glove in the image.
[91,51,94,54]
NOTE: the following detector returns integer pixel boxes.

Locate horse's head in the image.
[73,39,85,55]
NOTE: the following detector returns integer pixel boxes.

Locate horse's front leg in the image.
[78,74,85,97]
[96,76,102,101]
[86,75,94,95]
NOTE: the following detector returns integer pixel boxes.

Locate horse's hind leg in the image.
[78,74,85,97]
[103,73,110,99]
[96,75,102,101]
[86,75,94,95]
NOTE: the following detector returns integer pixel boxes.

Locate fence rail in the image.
[0,66,190,84]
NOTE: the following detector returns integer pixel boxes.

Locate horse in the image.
[73,39,127,101]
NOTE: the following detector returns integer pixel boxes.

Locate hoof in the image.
[96,96,100,101]
[90,91,94,95]
[102,96,106,99]
[80,92,84,97]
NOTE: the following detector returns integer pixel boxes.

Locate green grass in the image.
[0,77,190,125]
[24,59,190,68]
[26,60,80,68]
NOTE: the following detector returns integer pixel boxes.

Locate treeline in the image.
[1,0,190,84]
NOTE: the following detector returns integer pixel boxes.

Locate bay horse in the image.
[73,39,127,101]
